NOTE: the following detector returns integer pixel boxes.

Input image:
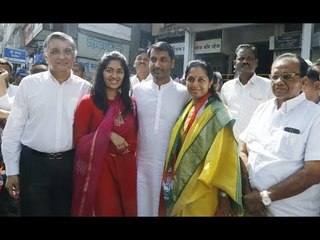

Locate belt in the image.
[23,145,74,160]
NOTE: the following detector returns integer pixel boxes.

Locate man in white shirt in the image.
[133,42,190,216]
[220,44,274,141]
[0,59,18,192]
[0,58,18,111]
[2,32,91,216]
[240,53,320,216]
[302,65,320,105]
[0,59,18,170]
[130,48,152,89]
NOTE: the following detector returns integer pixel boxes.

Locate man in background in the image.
[29,61,48,75]
[13,69,28,86]
[220,43,274,141]
[130,48,152,89]
[72,62,86,79]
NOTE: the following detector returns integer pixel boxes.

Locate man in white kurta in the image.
[133,42,190,216]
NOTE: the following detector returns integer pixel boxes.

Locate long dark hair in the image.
[91,51,133,116]
[184,59,221,102]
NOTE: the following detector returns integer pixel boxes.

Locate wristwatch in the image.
[261,190,272,206]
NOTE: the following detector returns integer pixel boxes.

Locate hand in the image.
[244,208,268,216]
[110,132,129,151]
[0,70,9,82]
[5,175,20,199]
[0,69,8,76]
[242,189,266,215]
[0,70,9,96]
[215,194,235,216]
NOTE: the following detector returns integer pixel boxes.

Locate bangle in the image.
[219,192,228,198]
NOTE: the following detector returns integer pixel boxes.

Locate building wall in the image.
[151,23,319,76]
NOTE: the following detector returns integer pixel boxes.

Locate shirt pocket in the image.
[247,93,266,110]
[270,130,305,160]
[249,92,265,101]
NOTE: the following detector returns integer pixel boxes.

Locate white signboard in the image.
[170,39,221,56]
[77,32,130,61]
[78,24,131,41]
[170,42,185,55]
[194,39,221,54]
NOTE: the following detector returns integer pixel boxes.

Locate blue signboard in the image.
[3,47,27,64]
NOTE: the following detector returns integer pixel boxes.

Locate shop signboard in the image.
[3,47,27,64]
[274,35,300,49]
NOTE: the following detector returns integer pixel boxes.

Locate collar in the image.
[133,72,153,82]
[151,78,174,90]
[236,73,257,86]
[276,92,306,113]
[48,70,72,84]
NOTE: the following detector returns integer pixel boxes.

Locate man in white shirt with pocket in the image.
[220,44,274,141]
[240,53,320,216]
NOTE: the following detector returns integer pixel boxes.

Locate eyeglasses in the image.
[48,48,75,57]
[269,72,301,81]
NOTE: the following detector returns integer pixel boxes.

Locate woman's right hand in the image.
[110,132,129,151]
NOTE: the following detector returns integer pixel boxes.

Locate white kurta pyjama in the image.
[133,79,190,216]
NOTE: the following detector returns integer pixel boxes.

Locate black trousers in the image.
[19,145,75,216]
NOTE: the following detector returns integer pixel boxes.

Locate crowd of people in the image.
[1,31,320,217]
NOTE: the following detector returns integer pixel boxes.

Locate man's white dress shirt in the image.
[2,71,91,175]
[240,93,320,216]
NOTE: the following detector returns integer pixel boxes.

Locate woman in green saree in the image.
[161,60,243,216]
